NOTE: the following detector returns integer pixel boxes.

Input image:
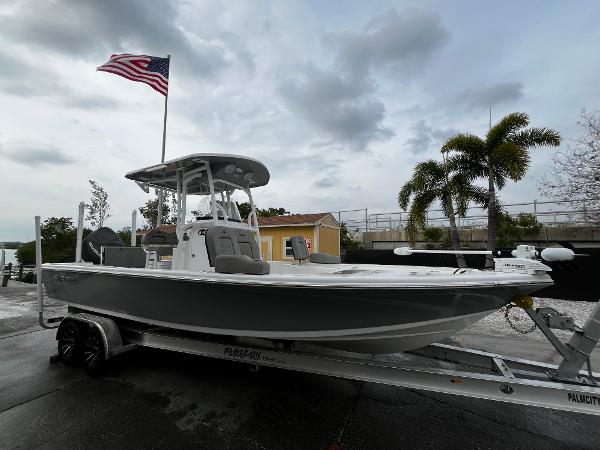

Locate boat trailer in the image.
[45,309,600,417]
[34,217,600,417]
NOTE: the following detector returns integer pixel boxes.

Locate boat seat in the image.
[215,254,270,275]
[290,236,310,261]
[310,252,341,264]
[141,228,179,261]
[205,226,241,267]
[234,229,261,260]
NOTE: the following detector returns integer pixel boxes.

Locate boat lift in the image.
[34,216,600,417]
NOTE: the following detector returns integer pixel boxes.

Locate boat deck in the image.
[43,260,553,289]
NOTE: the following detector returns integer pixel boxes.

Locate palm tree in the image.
[442,112,560,267]
[398,155,487,268]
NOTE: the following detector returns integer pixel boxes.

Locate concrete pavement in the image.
[1,281,600,449]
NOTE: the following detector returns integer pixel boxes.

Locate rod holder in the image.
[75,201,85,262]
[35,215,57,329]
[131,209,137,246]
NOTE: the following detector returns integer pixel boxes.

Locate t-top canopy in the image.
[125,153,270,194]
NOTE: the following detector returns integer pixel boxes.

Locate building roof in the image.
[144,212,338,232]
[258,213,334,226]
[156,224,177,233]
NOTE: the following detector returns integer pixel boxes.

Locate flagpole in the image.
[157,54,171,227]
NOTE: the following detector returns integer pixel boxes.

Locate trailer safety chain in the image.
[504,304,537,335]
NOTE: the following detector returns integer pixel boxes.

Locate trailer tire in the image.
[57,320,85,366]
[82,326,106,376]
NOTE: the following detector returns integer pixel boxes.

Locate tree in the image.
[16,217,91,264]
[139,192,176,228]
[257,207,290,217]
[86,180,111,228]
[423,226,445,250]
[116,226,141,246]
[443,112,560,267]
[236,202,290,219]
[538,109,600,222]
[496,212,543,248]
[398,156,487,268]
[340,223,360,249]
[236,202,252,219]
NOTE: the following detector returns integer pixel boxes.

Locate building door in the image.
[260,237,272,261]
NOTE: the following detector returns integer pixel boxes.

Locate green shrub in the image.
[21,271,35,284]
[497,212,543,248]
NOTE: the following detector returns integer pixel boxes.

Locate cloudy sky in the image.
[1,0,599,241]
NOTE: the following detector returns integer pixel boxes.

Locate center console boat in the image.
[42,154,554,354]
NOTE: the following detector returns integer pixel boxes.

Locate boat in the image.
[41,154,554,354]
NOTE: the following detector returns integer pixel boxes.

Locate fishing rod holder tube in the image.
[35,215,60,329]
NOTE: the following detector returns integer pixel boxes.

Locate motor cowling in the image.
[82,227,124,264]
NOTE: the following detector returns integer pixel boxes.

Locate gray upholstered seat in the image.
[234,229,261,260]
[215,254,270,275]
[310,252,341,264]
[290,236,310,261]
[205,226,241,266]
[206,226,269,274]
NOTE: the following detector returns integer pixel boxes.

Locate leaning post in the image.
[75,202,85,262]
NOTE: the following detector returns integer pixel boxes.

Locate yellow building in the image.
[258,213,340,261]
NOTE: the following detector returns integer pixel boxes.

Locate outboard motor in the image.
[82,227,124,264]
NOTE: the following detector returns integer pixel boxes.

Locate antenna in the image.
[489,106,492,130]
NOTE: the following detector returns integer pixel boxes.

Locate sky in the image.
[1,0,599,241]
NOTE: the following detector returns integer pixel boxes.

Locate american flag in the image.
[97,54,169,96]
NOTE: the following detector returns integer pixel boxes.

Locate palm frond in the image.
[486,112,529,148]
[399,160,445,209]
[405,190,438,244]
[490,143,530,181]
[446,154,487,180]
[456,185,489,215]
[442,134,485,157]
[510,127,561,148]
[398,181,415,210]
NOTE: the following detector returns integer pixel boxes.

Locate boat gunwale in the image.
[42,262,553,290]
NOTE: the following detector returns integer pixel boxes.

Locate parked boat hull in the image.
[42,264,551,353]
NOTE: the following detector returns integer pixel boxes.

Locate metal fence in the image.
[332,199,600,232]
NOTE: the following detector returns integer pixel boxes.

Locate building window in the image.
[284,237,294,258]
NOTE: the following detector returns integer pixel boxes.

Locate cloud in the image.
[458,81,524,110]
[0,0,252,79]
[324,9,450,77]
[405,120,459,153]
[0,50,120,110]
[1,142,76,167]
[277,9,449,152]
[278,64,393,152]
[314,177,339,188]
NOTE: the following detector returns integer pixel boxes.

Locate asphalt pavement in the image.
[1,281,600,449]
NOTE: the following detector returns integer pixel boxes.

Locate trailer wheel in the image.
[82,327,105,376]
[57,320,84,366]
